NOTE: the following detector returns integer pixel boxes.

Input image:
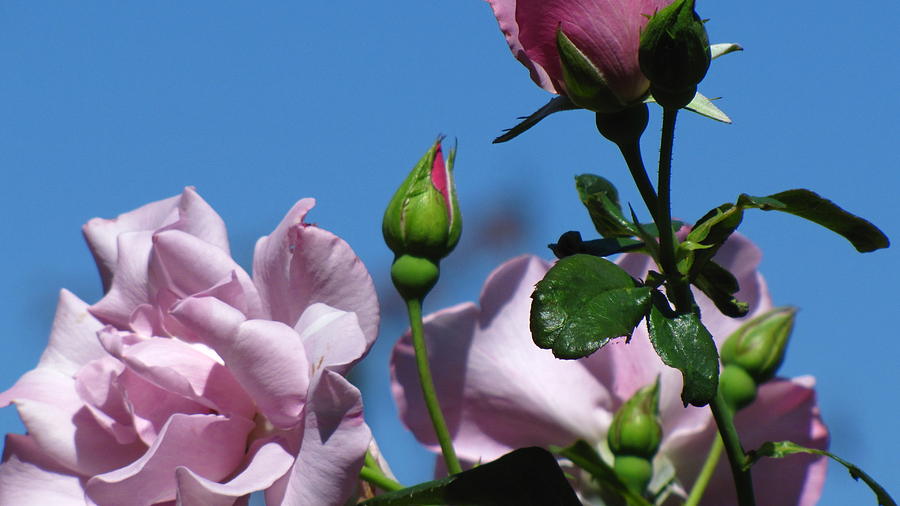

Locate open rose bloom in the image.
[487,0,673,110]
[392,235,828,505]
[0,188,379,505]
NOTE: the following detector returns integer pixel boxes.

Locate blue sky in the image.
[0,2,897,504]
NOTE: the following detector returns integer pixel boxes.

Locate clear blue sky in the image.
[0,2,897,504]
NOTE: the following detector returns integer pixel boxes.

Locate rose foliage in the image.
[392,234,829,505]
[0,188,380,505]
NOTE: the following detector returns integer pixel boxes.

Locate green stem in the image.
[406,297,463,475]
[359,466,405,492]
[618,138,660,225]
[710,390,756,506]
[654,106,755,506]
[656,107,692,313]
[684,434,724,506]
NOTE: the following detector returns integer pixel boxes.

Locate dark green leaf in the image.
[647,292,719,406]
[360,447,581,506]
[531,254,652,359]
[576,174,636,238]
[740,189,890,253]
[493,96,579,143]
[553,441,652,506]
[748,441,896,506]
[692,260,749,317]
[549,230,642,259]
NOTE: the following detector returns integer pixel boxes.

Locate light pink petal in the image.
[118,338,255,419]
[666,377,828,506]
[0,434,88,504]
[175,438,294,506]
[86,413,254,505]
[74,357,138,445]
[1,367,146,476]
[82,188,230,293]
[117,368,210,446]
[149,230,264,319]
[296,303,368,376]
[391,255,614,463]
[35,289,107,376]
[253,199,380,348]
[89,231,156,328]
[170,296,311,429]
[266,371,370,506]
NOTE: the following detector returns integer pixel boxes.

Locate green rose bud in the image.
[608,378,663,459]
[719,363,757,411]
[639,0,711,109]
[383,137,462,262]
[721,306,796,384]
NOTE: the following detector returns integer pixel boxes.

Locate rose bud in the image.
[721,306,797,385]
[608,378,663,495]
[383,137,461,299]
[639,0,711,109]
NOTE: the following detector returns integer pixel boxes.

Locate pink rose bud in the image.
[486,0,674,112]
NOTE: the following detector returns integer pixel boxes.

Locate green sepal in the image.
[552,441,653,506]
[531,254,652,359]
[747,441,897,506]
[549,231,643,259]
[710,43,743,59]
[575,174,636,238]
[493,96,579,144]
[738,190,890,252]
[646,291,719,407]
[557,28,627,113]
[359,447,581,506]
[646,90,732,123]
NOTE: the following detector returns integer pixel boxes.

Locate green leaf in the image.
[647,292,719,406]
[692,260,749,317]
[739,189,890,253]
[549,230,642,259]
[684,203,744,277]
[575,174,636,238]
[553,441,652,506]
[360,447,581,506]
[531,254,652,359]
[493,96,580,144]
[748,441,897,506]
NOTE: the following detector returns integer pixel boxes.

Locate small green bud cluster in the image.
[719,307,796,410]
[639,0,711,109]
[383,138,462,300]
[607,378,662,496]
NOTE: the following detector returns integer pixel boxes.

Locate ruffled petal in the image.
[485,0,557,93]
[0,434,87,504]
[85,413,254,505]
[253,200,379,349]
[296,303,368,376]
[175,438,294,506]
[266,371,370,506]
[36,289,107,377]
[2,368,146,476]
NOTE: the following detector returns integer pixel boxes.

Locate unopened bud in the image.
[639,0,711,109]
[721,306,796,384]
[608,378,662,459]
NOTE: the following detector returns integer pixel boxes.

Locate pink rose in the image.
[486,0,673,110]
[0,187,379,505]
[391,234,828,505]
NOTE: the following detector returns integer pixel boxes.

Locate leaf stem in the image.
[684,434,723,506]
[710,390,756,506]
[406,297,463,475]
[360,466,405,492]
